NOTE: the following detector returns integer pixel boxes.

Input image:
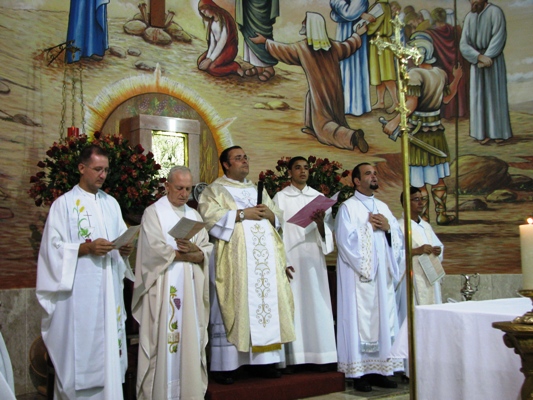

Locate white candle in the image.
[520,218,533,290]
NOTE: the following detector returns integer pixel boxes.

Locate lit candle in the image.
[520,218,533,290]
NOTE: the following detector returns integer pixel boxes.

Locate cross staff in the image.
[370,14,421,400]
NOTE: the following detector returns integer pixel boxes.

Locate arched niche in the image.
[84,66,233,183]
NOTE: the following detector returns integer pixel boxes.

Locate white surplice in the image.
[273,184,337,365]
[335,191,404,378]
[36,185,133,400]
[132,197,212,400]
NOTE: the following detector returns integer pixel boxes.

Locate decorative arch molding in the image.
[85,65,234,176]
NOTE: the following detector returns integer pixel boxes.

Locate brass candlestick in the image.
[492,290,533,400]
[513,290,533,324]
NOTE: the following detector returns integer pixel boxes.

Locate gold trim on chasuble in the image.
[250,222,282,353]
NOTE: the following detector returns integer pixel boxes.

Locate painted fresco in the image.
[0,0,532,289]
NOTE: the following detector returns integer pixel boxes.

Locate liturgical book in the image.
[168,217,206,240]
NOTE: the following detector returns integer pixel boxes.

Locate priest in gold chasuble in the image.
[198,146,295,376]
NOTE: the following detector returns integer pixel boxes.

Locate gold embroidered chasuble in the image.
[198,176,295,352]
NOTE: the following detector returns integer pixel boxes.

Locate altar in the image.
[415,297,530,400]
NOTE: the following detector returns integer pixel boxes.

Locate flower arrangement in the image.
[28,131,166,220]
[259,155,353,216]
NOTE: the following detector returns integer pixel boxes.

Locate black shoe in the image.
[351,129,369,153]
[260,364,282,379]
[353,377,372,392]
[366,373,398,388]
[212,371,234,385]
[280,366,295,375]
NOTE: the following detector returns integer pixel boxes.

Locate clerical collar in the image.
[354,190,377,213]
[224,175,248,184]
[354,190,374,200]
[170,203,185,217]
[77,184,100,200]
[291,184,308,193]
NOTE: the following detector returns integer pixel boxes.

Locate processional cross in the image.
[370,15,422,400]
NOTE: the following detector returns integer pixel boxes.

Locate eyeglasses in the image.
[230,155,249,162]
[84,165,110,175]
[410,197,424,202]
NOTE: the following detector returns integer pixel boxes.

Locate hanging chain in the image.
[78,64,86,135]
[70,70,77,128]
[59,66,68,139]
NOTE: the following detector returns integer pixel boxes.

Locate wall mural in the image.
[0,0,532,289]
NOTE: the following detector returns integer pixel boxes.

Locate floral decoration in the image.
[28,131,166,219]
[259,155,353,216]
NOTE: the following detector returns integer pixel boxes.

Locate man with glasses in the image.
[397,186,444,307]
[36,144,134,399]
[198,146,295,384]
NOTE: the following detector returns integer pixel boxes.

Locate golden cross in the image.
[370,15,422,134]
[370,14,422,399]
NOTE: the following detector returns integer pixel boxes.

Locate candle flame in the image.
[528,218,533,224]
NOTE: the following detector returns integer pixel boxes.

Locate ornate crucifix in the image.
[370,14,422,400]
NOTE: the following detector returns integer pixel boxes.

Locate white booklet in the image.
[168,217,206,240]
[112,225,141,249]
[418,253,446,285]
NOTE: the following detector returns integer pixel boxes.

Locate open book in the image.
[418,253,446,285]
[112,225,141,249]
[286,192,339,228]
[168,217,206,240]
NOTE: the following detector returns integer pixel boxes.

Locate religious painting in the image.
[0,0,532,290]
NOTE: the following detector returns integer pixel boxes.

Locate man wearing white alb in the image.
[273,156,337,370]
[36,145,134,399]
[398,186,444,309]
[335,162,404,392]
[132,166,212,400]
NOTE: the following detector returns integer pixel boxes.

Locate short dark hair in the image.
[400,186,423,206]
[352,162,371,186]
[219,146,242,174]
[78,144,108,165]
[288,156,308,170]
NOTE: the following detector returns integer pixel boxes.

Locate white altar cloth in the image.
[414,297,530,400]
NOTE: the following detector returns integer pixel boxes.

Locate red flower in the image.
[135,144,144,154]
[37,161,46,168]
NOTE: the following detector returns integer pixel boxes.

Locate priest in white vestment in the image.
[132,166,212,400]
[272,157,337,369]
[36,145,134,400]
[198,146,295,384]
[335,163,404,392]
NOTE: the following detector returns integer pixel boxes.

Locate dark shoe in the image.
[212,371,234,385]
[351,129,369,153]
[402,374,409,383]
[366,373,398,388]
[260,364,282,379]
[280,366,295,375]
[353,377,372,392]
